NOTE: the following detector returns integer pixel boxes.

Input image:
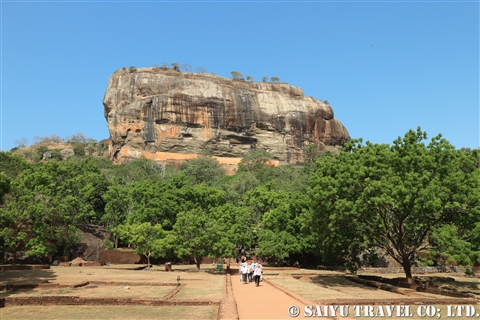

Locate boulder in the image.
[74,224,111,262]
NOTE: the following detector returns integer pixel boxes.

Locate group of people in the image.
[239,257,263,286]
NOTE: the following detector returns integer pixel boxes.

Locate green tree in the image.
[257,193,312,263]
[237,149,275,182]
[103,174,224,233]
[1,159,108,262]
[306,128,480,283]
[180,156,226,187]
[123,158,166,182]
[270,76,280,82]
[111,179,186,228]
[129,66,137,73]
[426,224,480,267]
[168,183,228,268]
[0,173,11,205]
[1,169,80,263]
[101,184,131,247]
[246,76,254,82]
[238,150,273,172]
[227,171,260,203]
[172,208,212,269]
[114,222,168,267]
[207,204,254,258]
[262,76,268,83]
[0,152,29,179]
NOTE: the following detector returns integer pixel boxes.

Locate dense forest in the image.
[1,127,479,283]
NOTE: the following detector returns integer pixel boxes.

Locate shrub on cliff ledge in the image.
[270,76,280,83]
[231,71,243,80]
[128,66,137,73]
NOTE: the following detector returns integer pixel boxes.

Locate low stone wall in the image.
[100,250,145,264]
[80,262,104,267]
[358,266,466,274]
[0,265,50,271]
[100,250,216,265]
[352,275,477,300]
[1,296,219,307]
[0,281,218,308]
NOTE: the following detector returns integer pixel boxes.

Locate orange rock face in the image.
[103,68,350,170]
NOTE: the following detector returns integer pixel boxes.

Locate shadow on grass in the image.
[439,280,480,294]
[310,276,381,291]
[0,268,57,298]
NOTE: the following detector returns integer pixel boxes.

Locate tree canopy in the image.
[305,128,480,282]
[1,129,479,274]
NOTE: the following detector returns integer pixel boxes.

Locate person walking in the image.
[254,261,262,286]
[240,258,248,284]
[248,260,255,282]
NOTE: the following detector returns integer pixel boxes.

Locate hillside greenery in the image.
[1,128,479,281]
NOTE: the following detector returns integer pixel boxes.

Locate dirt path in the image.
[229,270,338,320]
[231,272,298,319]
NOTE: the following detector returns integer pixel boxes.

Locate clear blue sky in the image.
[1,1,479,152]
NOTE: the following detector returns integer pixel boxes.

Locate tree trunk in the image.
[194,256,202,269]
[13,246,17,264]
[402,258,414,284]
[1,239,5,264]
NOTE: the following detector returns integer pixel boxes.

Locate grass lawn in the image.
[0,305,218,320]
[3,265,479,319]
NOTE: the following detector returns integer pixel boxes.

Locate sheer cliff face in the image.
[103,68,350,166]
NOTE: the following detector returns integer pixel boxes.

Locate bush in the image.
[96,142,108,154]
[465,265,475,276]
[128,66,137,73]
[73,143,85,157]
[270,76,280,83]
[104,239,114,250]
[231,71,243,80]
[37,145,48,156]
[50,149,63,160]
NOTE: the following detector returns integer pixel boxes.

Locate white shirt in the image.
[240,262,248,274]
[254,264,262,276]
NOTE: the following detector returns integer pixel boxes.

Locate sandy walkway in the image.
[229,269,340,320]
[231,273,299,319]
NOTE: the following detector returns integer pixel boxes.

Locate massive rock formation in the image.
[103,68,350,171]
